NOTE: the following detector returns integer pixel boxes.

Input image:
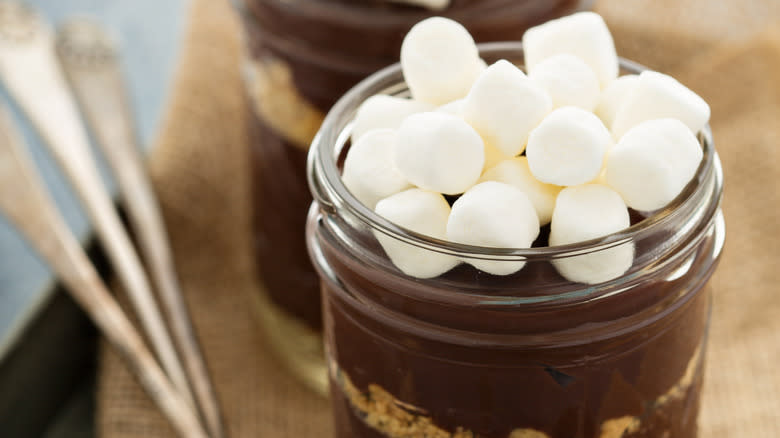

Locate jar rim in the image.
[308,41,722,262]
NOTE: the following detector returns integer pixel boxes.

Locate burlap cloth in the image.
[96,0,780,436]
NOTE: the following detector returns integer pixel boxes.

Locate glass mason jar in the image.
[232,0,589,394]
[306,44,725,438]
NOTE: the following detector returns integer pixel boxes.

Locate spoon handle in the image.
[0,2,194,411]
[56,19,226,438]
[0,104,209,438]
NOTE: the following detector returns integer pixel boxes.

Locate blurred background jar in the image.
[232,0,590,394]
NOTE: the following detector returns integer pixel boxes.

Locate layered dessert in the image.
[306,12,725,437]
[235,0,586,392]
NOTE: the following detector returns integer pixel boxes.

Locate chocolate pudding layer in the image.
[237,0,585,334]
[316,240,715,437]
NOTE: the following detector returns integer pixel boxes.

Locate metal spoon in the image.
[0,1,195,411]
[56,18,226,438]
[0,103,209,438]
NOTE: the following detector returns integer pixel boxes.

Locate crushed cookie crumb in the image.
[247,56,324,150]
[507,429,550,438]
[600,416,641,438]
[656,345,702,406]
[337,371,553,438]
[339,370,452,438]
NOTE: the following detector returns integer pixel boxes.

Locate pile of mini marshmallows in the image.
[342,12,709,284]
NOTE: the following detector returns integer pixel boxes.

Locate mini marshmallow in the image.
[342,129,413,209]
[526,106,612,186]
[480,157,561,225]
[611,71,711,139]
[435,98,465,116]
[523,12,618,89]
[447,181,540,275]
[394,112,485,195]
[352,95,434,142]
[605,118,703,211]
[401,17,482,105]
[594,74,638,128]
[549,184,634,284]
[434,98,504,171]
[482,142,506,172]
[528,54,601,111]
[375,189,459,278]
[463,60,552,157]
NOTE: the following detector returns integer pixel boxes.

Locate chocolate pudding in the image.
[315,232,715,438]
[305,45,725,436]
[235,0,586,392]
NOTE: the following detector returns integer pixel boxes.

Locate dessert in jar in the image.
[232,0,589,393]
[307,13,725,437]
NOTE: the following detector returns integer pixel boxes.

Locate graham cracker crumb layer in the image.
[334,343,702,438]
[246,56,324,150]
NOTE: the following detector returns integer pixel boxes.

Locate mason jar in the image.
[232,0,590,394]
[306,43,725,437]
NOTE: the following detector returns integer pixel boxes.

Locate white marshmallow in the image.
[549,184,634,284]
[342,129,413,209]
[611,71,711,139]
[447,181,540,275]
[435,98,465,116]
[479,157,561,225]
[526,107,612,186]
[433,99,506,171]
[352,95,434,142]
[605,118,703,211]
[482,142,507,172]
[394,112,485,195]
[401,17,482,105]
[523,12,619,89]
[528,54,601,111]
[594,74,638,129]
[374,189,459,278]
[463,60,552,157]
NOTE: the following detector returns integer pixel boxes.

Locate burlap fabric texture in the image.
[97,0,780,436]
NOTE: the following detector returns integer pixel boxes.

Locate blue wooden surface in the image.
[0,0,189,358]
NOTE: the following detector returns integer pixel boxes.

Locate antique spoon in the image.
[56,18,225,438]
[0,103,208,438]
[0,1,194,409]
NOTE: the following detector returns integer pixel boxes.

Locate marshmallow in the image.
[374,189,459,278]
[526,106,612,186]
[435,98,465,116]
[479,157,561,225]
[611,71,711,139]
[434,98,505,171]
[605,118,703,211]
[352,95,434,142]
[463,60,552,157]
[549,184,634,284]
[447,181,540,275]
[394,112,485,195]
[401,17,482,105]
[342,129,413,209]
[482,142,507,172]
[594,74,638,129]
[528,54,601,111]
[523,12,618,89]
